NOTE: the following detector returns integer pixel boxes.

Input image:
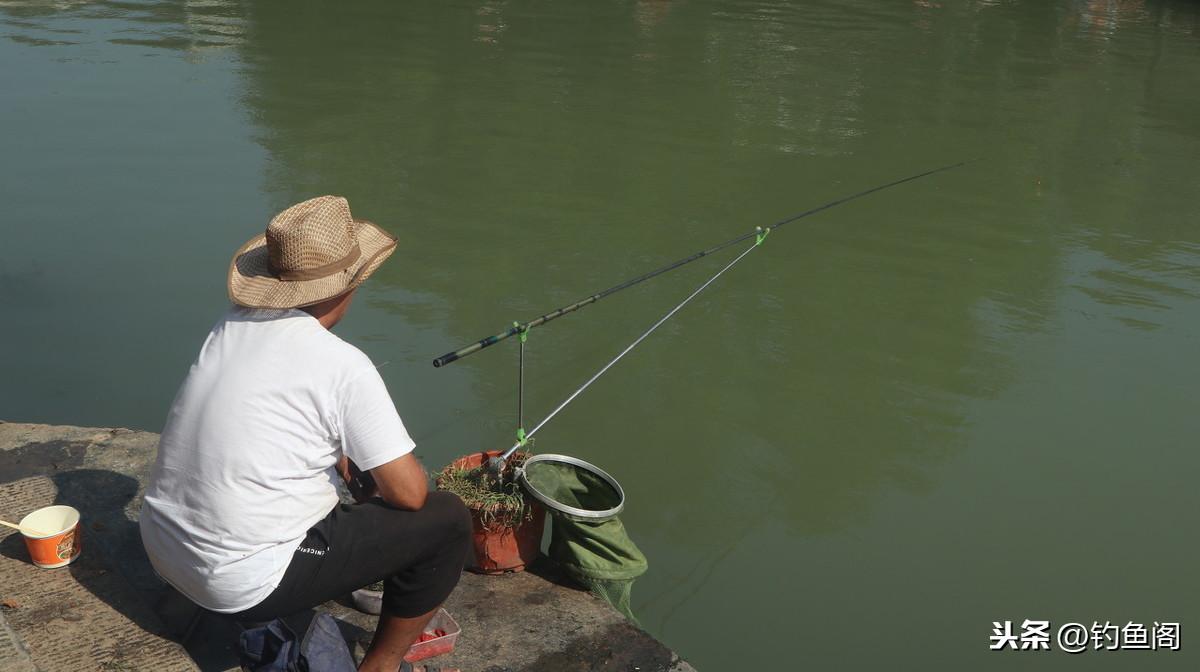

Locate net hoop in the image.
[516,453,625,521]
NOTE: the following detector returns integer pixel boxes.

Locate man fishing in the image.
[140,195,467,672]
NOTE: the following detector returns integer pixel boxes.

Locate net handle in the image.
[515,454,625,521]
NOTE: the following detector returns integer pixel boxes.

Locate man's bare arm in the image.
[336,453,428,509]
[368,453,428,510]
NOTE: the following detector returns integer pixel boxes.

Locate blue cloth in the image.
[299,612,357,672]
[237,613,356,672]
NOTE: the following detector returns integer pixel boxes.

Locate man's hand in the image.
[336,455,379,503]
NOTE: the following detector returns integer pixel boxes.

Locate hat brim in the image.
[227,219,397,309]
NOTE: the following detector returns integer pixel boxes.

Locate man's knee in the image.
[426,490,472,546]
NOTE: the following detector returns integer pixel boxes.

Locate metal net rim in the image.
[516,453,625,520]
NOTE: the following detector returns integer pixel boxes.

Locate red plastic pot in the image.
[447,451,545,574]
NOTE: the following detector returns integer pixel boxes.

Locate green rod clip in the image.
[514,321,529,343]
[755,226,771,246]
[516,426,527,446]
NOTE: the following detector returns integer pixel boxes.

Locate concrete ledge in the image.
[0,421,695,671]
[0,422,198,671]
[332,563,695,672]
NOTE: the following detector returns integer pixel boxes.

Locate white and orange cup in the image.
[19,505,82,568]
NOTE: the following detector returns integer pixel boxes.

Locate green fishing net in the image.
[522,458,648,624]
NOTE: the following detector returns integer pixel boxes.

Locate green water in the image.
[3,1,1199,668]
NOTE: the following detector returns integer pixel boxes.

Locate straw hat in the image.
[228,196,397,309]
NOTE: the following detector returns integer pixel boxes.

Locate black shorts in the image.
[230,491,471,622]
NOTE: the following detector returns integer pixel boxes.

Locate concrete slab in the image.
[0,424,198,671]
[0,422,695,671]
[330,563,695,672]
[0,611,38,672]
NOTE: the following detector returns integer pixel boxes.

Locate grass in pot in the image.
[436,450,545,573]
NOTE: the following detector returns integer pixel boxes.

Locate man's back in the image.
[140,306,414,613]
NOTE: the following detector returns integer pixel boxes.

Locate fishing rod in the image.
[432,159,974,368]
[487,236,764,474]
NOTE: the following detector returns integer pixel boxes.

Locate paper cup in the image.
[19,505,82,569]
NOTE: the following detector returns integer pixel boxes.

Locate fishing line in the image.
[444,162,974,616]
[433,159,974,368]
[489,238,762,471]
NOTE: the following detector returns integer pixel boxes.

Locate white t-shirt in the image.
[139,307,414,613]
